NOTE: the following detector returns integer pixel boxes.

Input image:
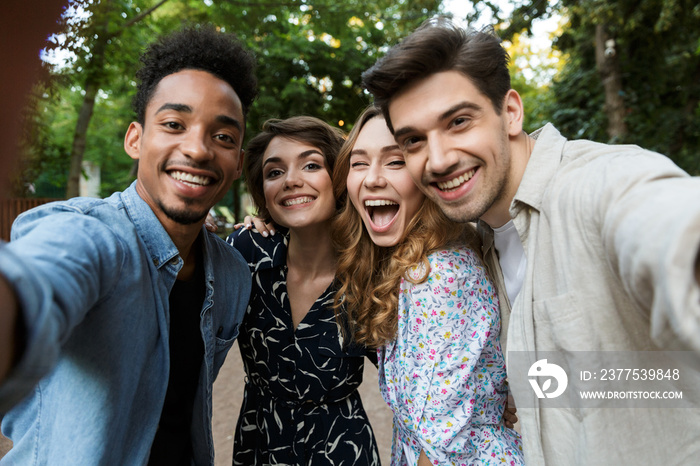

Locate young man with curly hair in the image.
[362,17,700,466]
[0,26,257,465]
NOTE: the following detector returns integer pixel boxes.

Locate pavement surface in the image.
[0,346,393,465]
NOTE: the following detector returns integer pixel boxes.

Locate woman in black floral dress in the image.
[226,116,380,465]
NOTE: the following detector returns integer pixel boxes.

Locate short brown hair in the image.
[362,17,511,131]
[244,116,345,221]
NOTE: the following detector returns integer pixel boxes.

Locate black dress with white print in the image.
[227,228,380,466]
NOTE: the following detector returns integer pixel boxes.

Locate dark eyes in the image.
[452,116,469,127]
[303,162,323,171]
[163,121,183,130]
[265,169,283,179]
[402,136,421,149]
[214,134,236,144]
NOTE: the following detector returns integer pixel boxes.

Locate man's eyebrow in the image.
[156,103,191,114]
[438,101,482,122]
[156,103,242,131]
[393,101,483,140]
[217,114,243,132]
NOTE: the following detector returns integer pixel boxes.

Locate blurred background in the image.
[2,0,698,240]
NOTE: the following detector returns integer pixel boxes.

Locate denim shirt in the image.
[0,182,251,465]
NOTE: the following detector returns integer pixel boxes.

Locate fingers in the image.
[503,393,518,429]
[235,216,276,237]
[205,212,218,232]
[252,217,275,237]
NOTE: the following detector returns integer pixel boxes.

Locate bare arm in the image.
[418,450,431,466]
[0,273,19,385]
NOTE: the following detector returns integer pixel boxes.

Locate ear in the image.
[503,89,524,137]
[124,122,143,161]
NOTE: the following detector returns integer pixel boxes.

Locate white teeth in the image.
[283,196,314,206]
[436,169,476,191]
[364,199,398,207]
[170,171,212,186]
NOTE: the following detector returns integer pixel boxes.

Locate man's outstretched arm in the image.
[0,273,19,385]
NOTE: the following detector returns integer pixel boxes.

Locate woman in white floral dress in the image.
[331,106,524,466]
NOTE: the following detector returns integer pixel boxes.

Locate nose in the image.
[283,167,303,189]
[363,163,386,189]
[425,136,459,175]
[180,126,212,162]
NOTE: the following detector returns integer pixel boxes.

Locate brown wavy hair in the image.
[331,106,479,348]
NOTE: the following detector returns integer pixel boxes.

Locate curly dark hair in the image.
[362,17,510,132]
[132,25,258,124]
[244,116,346,222]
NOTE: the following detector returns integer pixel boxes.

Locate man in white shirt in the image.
[362,17,700,466]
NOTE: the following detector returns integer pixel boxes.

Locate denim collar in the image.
[121,182,179,270]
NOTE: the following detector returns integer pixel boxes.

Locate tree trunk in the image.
[669,60,700,156]
[595,24,627,141]
[66,78,99,198]
[232,179,241,222]
[64,0,171,198]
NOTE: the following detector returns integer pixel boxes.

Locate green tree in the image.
[495,0,700,174]
[21,0,444,218]
[52,0,172,198]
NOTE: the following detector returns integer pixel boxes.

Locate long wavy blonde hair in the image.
[331,106,480,349]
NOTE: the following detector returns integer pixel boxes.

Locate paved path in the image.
[1,347,394,465]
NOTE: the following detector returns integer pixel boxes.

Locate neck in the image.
[481,131,535,229]
[168,223,203,281]
[286,222,336,277]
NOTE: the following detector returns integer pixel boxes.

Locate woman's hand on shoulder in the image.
[233,216,276,237]
[205,212,218,232]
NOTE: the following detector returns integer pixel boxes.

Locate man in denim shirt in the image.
[0,26,256,465]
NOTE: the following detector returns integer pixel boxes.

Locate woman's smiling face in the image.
[262,136,336,230]
[346,117,424,248]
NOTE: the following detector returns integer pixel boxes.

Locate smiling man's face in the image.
[125,69,245,231]
[388,70,520,227]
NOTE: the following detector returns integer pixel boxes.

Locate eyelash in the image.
[304,162,322,171]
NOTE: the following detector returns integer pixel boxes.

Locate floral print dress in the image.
[378,246,524,465]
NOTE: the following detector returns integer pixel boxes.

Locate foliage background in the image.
[14,0,700,221]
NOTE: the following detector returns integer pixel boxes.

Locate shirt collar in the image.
[121,181,179,269]
[510,123,567,215]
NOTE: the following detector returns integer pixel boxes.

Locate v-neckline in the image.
[280,264,334,333]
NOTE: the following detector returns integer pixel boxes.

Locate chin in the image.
[162,205,208,225]
[369,234,400,249]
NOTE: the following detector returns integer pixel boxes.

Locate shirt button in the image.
[217,326,224,336]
